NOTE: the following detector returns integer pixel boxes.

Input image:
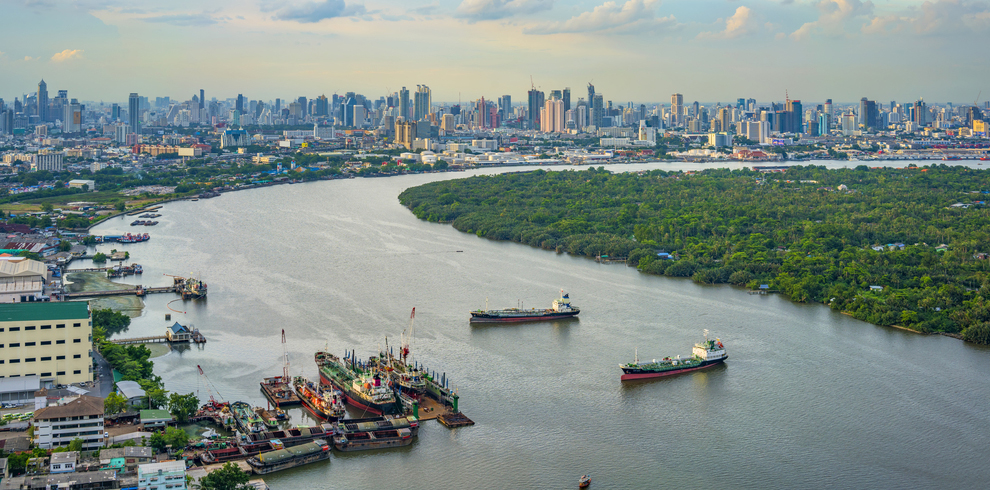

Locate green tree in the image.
[197,462,251,490]
[115,201,126,212]
[92,308,131,336]
[92,252,107,263]
[146,387,168,409]
[68,438,84,452]
[59,240,72,252]
[167,392,199,423]
[164,426,189,451]
[104,392,127,415]
[41,203,54,213]
[148,431,167,453]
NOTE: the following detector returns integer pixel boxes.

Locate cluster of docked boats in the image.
[130,220,159,226]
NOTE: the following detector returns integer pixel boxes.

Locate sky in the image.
[1,0,989,105]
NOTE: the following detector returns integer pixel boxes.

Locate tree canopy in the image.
[399,165,990,342]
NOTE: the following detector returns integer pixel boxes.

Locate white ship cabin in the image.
[552,292,574,312]
[693,338,726,361]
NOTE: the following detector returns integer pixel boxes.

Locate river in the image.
[84,160,990,489]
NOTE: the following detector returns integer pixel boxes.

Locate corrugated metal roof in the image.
[0,258,47,278]
[116,380,145,400]
[0,375,40,393]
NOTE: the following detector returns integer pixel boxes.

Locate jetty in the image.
[60,285,178,299]
[109,323,206,345]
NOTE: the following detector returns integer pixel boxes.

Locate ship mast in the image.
[282,329,289,382]
[401,307,415,363]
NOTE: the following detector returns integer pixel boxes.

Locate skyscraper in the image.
[316,95,329,117]
[860,97,878,130]
[498,95,512,119]
[671,94,684,126]
[37,80,48,121]
[200,89,205,110]
[913,99,926,126]
[592,95,604,128]
[528,89,544,130]
[399,87,410,120]
[414,85,431,121]
[236,94,245,113]
[541,97,565,133]
[785,99,803,133]
[562,88,571,112]
[297,96,308,117]
[128,92,140,135]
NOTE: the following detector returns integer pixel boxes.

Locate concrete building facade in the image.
[0,301,92,385]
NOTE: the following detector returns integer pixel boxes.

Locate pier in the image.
[60,284,181,299]
[110,328,206,345]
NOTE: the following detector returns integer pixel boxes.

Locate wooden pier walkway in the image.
[110,329,206,345]
[61,285,178,299]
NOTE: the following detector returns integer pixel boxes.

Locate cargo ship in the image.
[470,291,579,323]
[246,439,330,475]
[292,375,345,420]
[620,331,727,381]
[331,415,419,452]
[315,351,401,415]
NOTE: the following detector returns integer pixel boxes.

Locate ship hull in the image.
[469,311,579,323]
[294,385,342,421]
[318,372,399,415]
[620,357,726,381]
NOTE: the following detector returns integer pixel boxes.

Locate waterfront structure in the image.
[0,301,92,386]
[137,460,186,490]
[128,93,140,135]
[33,395,104,449]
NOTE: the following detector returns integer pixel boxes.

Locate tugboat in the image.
[469,290,580,323]
[620,330,727,381]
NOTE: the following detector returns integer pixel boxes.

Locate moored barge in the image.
[247,439,331,475]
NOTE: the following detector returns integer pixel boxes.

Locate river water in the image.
[86,161,990,489]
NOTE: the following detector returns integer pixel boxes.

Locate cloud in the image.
[143,14,219,26]
[273,0,367,23]
[523,0,674,34]
[790,0,874,40]
[698,6,757,39]
[51,49,83,62]
[456,0,553,21]
[856,1,990,37]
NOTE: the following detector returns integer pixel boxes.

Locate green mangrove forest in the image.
[399,165,990,344]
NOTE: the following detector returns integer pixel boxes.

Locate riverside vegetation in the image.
[399,165,990,344]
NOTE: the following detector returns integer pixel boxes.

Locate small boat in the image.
[579,475,591,488]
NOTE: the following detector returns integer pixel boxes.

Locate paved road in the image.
[92,350,113,398]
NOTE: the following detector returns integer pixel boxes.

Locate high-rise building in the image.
[671,94,684,126]
[587,83,595,113]
[592,94,604,128]
[37,80,48,121]
[818,113,830,136]
[414,85,431,121]
[498,95,512,119]
[860,97,878,130]
[913,100,927,126]
[527,89,544,130]
[399,87,410,120]
[785,99,803,133]
[275,98,281,114]
[200,89,205,110]
[297,97,307,117]
[236,94,245,113]
[541,97,565,133]
[316,95,329,117]
[395,120,416,149]
[128,93,140,135]
[562,88,571,112]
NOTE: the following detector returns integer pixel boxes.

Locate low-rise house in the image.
[136,461,185,490]
[50,451,77,473]
[99,447,153,474]
[0,469,119,489]
[138,410,172,429]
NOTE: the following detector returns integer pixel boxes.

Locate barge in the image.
[247,439,331,475]
[332,428,415,452]
[260,376,301,407]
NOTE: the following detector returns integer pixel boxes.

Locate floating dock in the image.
[437,412,475,428]
[260,377,301,407]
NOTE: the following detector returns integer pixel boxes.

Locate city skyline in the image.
[2,0,989,102]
